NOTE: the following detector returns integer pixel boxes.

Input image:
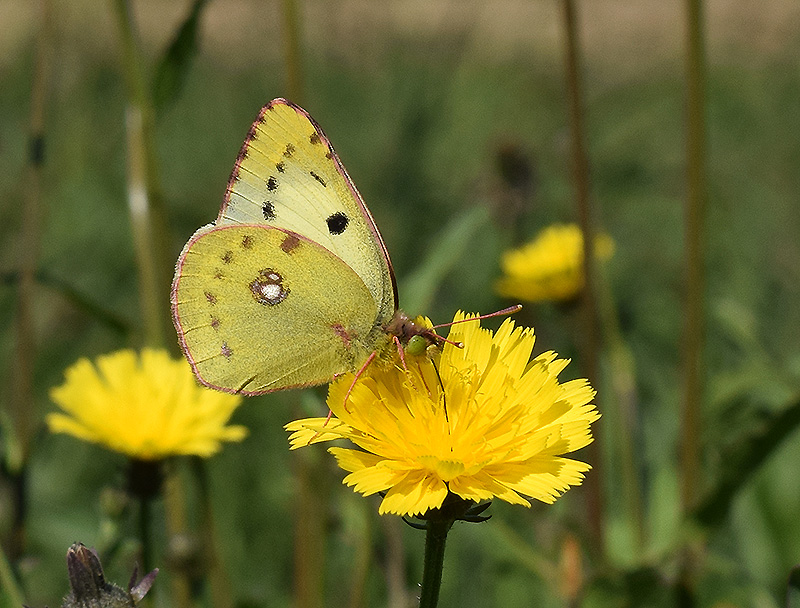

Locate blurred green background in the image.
[2,0,800,606]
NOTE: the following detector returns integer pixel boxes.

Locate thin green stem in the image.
[6,0,53,564]
[681,0,707,516]
[162,460,194,608]
[381,516,411,608]
[596,264,646,554]
[137,494,153,577]
[293,443,327,608]
[112,0,172,349]
[193,457,233,608]
[281,0,304,103]
[560,0,605,552]
[678,0,707,602]
[347,498,372,608]
[418,519,452,608]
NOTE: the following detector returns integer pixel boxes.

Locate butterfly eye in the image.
[326,212,349,235]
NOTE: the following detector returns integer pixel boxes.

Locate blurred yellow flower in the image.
[495,223,614,303]
[48,349,247,460]
[286,312,599,517]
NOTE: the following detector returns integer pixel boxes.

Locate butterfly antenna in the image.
[431,333,465,349]
[430,304,522,331]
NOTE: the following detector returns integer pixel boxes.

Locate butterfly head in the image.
[384,310,457,358]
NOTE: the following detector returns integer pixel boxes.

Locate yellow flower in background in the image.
[48,349,247,460]
[495,223,614,303]
[286,312,599,517]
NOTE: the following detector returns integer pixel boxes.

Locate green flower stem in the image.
[137,494,154,575]
[560,0,605,551]
[596,263,646,555]
[280,0,304,103]
[162,462,193,608]
[418,519,453,608]
[112,0,172,349]
[681,0,707,515]
[193,457,234,608]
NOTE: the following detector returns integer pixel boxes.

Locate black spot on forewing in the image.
[310,171,326,187]
[309,132,321,145]
[266,176,278,191]
[221,251,233,264]
[284,143,295,158]
[241,234,254,249]
[262,201,276,220]
[276,161,286,173]
[326,212,349,235]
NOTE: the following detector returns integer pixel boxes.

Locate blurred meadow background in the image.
[2,0,800,606]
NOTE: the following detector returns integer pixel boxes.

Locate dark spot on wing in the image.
[262,201,276,220]
[326,212,349,235]
[250,268,289,306]
[276,161,286,173]
[241,234,254,249]
[284,143,295,158]
[221,251,233,264]
[332,323,351,348]
[221,342,233,359]
[205,291,217,305]
[246,121,259,142]
[266,176,278,191]
[211,317,220,330]
[310,171,326,187]
[310,132,321,145]
[281,234,301,253]
[325,151,333,160]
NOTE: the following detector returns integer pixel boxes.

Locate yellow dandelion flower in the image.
[48,349,247,460]
[286,312,599,517]
[495,223,614,303]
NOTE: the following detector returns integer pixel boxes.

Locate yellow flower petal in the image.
[48,349,246,460]
[285,312,599,517]
[495,224,614,303]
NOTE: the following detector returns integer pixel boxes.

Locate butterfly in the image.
[171,98,442,395]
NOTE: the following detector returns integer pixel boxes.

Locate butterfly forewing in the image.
[172,224,387,395]
[219,99,396,326]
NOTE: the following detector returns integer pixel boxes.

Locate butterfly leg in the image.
[392,335,409,372]
[343,350,377,412]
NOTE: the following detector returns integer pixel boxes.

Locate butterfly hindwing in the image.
[171,224,388,395]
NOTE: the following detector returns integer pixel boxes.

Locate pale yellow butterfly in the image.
[171,98,440,395]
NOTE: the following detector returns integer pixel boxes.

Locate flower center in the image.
[417,455,465,482]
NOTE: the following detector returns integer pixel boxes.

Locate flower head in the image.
[48,349,247,460]
[495,223,614,303]
[286,313,599,517]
